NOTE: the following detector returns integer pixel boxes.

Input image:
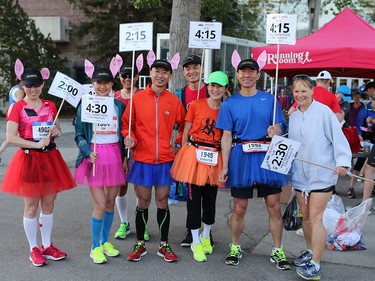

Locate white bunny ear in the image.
[231,50,241,70]
[147,50,156,68]
[257,50,267,71]
[170,52,180,70]
[15,58,24,80]
[84,59,95,79]
[40,68,50,80]
[136,54,144,73]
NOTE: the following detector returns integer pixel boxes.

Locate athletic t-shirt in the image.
[185,99,222,146]
[184,85,207,110]
[114,89,141,107]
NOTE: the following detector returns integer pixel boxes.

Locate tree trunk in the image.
[169,0,201,92]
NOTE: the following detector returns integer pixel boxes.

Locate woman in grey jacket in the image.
[288,74,351,281]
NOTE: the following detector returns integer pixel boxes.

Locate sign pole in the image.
[197,49,205,100]
[127,50,136,158]
[273,43,280,126]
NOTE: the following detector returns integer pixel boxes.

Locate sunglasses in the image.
[24,83,42,88]
[292,74,313,84]
[121,74,134,79]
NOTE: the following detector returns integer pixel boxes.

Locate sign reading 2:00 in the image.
[119,22,153,52]
[58,80,79,96]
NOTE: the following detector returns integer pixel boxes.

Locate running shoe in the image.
[200,235,213,255]
[101,242,120,257]
[29,247,47,267]
[225,243,243,266]
[181,230,192,247]
[191,243,207,262]
[127,242,147,262]
[114,222,130,239]
[296,262,321,280]
[41,243,67,260]
[144,229,150,241]
[157,243,178,262]
[294,249,313,267]
[270,247,291,270]
[90,246,107,264]
[347,188,356,199]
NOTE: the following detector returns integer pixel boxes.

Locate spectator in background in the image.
[277,88,293,111]
[364,81,375,99]
[335,85,351,127]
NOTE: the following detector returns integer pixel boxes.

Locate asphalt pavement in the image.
[0,118,374,281]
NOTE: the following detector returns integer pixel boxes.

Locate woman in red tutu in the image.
[170,71,227,262]
[0,61,76,267]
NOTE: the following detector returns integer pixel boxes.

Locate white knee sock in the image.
[191,228,200,245]
[23,217,38,251]
[116,195,128,224]
[39,213,53,247]
[202,223,212,238]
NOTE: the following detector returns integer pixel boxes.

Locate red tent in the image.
[251,8,375,78]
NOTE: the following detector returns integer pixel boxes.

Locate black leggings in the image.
[186,183,218,230]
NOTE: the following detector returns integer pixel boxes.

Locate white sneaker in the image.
[296,228,304,236]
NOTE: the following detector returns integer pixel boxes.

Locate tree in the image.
[0,0,67,102]
[322,0,375,21]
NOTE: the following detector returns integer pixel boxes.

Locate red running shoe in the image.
[127,242,147,262]
[29,247,47,267]
[157,243,178,262]
[41,243,67,260]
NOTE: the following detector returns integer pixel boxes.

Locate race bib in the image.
[32,122,53,141]
[196,146,218,166]
[242,141,270,153]
[95,116,117,134]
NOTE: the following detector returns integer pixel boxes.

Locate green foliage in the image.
[322,0,375,21]
[0,0,67,100]
[201,0,263,41]
[68,0,172,65]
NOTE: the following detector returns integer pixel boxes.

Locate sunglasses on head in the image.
[292,74,313,84]
[24,83,42,88]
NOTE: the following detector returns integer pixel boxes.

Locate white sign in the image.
[119,22,153,52]
[83,84,95,96]
[261,135,301,175]
[81,95,114,124]
[189,21,222,49]
[266,14,297,45]
[48,71,85,108]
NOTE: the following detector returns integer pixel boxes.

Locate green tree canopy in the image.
[0,0,67,100]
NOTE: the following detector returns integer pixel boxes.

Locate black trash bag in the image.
[282,195,302,231]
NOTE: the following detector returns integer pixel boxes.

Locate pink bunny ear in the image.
[84,59,95,79]
[170,52,180,70]
[40,68,50,80]
[110,55,123,78]
[14,58,24,80]
[231,50,241,70]
[147,50,156,68]
[257,50,267,71]
[136,54,144,73]
[115,54,123,72]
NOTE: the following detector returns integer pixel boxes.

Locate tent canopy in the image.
[251,8,375,78]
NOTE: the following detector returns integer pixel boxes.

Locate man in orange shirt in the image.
[122,59,186,263]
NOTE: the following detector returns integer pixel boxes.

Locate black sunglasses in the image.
[121,74,134,79]
[292,74,313,84]
[24,83,42,88]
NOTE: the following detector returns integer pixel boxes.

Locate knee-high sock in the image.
[23,217,38,251]
[91,217,102,249]
[135,207,148,241]
[116,195,128,224]
[157,208,170,242]
[39,213,53,247]
[101,212,114,244]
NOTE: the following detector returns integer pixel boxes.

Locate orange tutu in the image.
[1,149,76,197]
[170,144,223,186]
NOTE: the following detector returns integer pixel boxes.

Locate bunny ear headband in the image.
[15,58,50,80]
[231,50,267,71]
[146,50,180,70]
[84,54,123,79]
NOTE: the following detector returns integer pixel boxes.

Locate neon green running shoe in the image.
[114,222,131,239]
[270,246,291,270]
[191,243,207,262]
[200,235,213,255]
[225,243,243,266]
[90,246,107,264]
[101,242,120,257]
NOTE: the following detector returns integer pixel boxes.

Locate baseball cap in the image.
[237,59,259,71]
[359,85,366,94]
[207,71,228,86]
[365,81,375,91]
[120,65,138,76]
[316,70,332,80]
[92,67,114,82]
[337,85,351,102]
[21,69,43,86]
[151,59,172,72]
[182,55,201,68]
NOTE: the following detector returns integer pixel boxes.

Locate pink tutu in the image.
[74,143,126,188]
